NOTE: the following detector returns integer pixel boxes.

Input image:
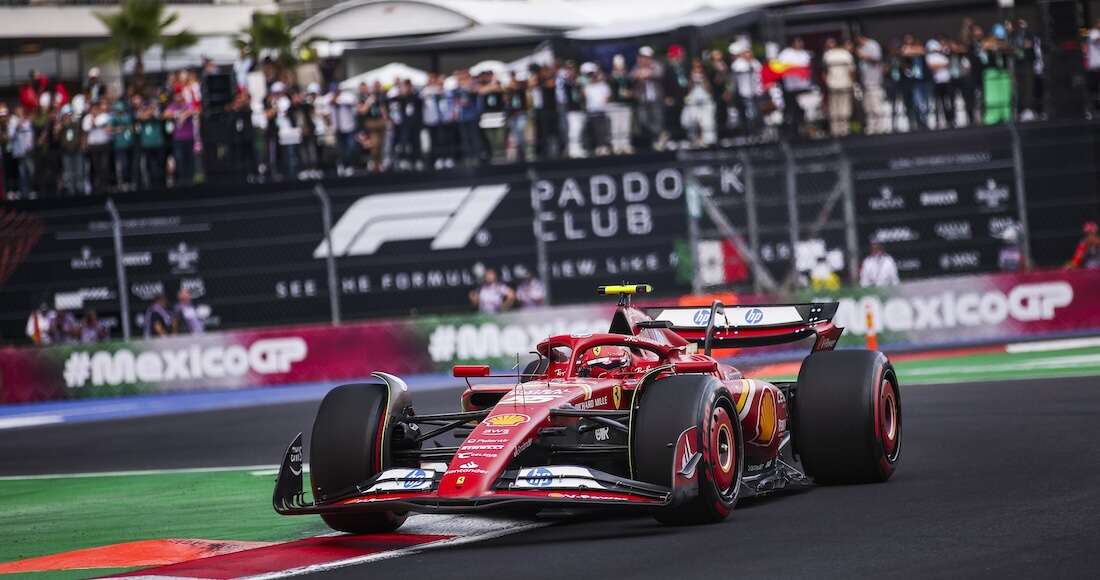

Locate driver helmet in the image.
[580,345,631,376]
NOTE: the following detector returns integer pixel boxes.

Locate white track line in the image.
[1006,336,1100,353]
[244,517,551,580]
[0,415,64,430]
[904,353,1100,376]
[0,464,283,481]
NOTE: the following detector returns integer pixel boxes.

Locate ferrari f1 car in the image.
[273,284,901,530]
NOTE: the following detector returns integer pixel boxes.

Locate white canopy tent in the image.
[339,62,430,89]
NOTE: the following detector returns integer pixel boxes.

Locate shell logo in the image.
[755,388,777,445]
[486,414,530,427]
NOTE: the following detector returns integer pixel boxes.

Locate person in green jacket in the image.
[111,99,136,192]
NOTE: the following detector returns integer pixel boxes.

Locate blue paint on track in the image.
[0,373,458,428]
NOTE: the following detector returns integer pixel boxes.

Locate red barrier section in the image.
[110,533,451,578]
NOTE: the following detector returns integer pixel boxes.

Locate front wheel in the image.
[794,350,901,485]
[310,383,409,533]
[632,375,744,525]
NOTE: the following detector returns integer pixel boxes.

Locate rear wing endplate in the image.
[643,302,842,354]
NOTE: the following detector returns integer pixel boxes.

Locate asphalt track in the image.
[4,375,1100,578]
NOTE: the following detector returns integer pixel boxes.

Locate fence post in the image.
[527,168,552,305]
[684,162,704,295]
[1008,122,1032,269]
[739,150,761,294]
[313,184,342,325]
[104,199,131,342]
[838,145,860,284]
[782,141,800,289]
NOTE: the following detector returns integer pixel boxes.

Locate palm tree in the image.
[236,12,325,71]
[88,0,198,87]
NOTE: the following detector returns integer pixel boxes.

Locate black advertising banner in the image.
[319,177,538,317]
[531,163,703,301]
[845,127,1020,278]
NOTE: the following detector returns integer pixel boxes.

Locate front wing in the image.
[273,434,670,515]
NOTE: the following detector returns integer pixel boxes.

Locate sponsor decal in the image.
[919,190,959,207]
[461,444,505,451]
[70,246,103,270]
[481,428,510,436]
[595,427,611,442]
[315,185,509,258]
[288,445,303,476]
[975,179,1010,208]
[546,492,629,502]
[122,252,153,267]
[500,388,568,404]
[528,467,554,487]
[934,221,973,241]
[873,226,919,243]
[868,186,904,211]
[576,396,608,410]
[458,461,479,470]
[402,469,430,490]
[62,337,308,389]
[744,308,764,325]
[612,384,622,409]
[692,309,712,325]
[754,389,777,445]
[988,216,1017,238]
[940,251,981,271]
[456,452,497,459]
[592,346,601,357]
[168,242,200,273]
[54,287,115,310]
[486,414,530,427]
[455,476,466,487]
[513,439,533,457]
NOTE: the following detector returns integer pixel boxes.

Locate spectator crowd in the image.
[2,16,1097,198]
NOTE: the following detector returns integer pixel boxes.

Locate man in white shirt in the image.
[823,38,855,136]
[731,46,763,134]
[860,240,900,287]
[516,273,547,308]
[857,35,887,134]
[777,38,812,136]
[469,269,515,314]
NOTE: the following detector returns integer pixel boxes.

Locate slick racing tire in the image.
[310,383,408,534]
[794,350,901,485]
[632,375,744,525]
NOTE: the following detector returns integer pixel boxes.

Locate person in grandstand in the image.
[859,239,900,287]
[515,271,547,309]
[469,269,515,314]
[997,224,1025,271]
[1066,221,1100,270]
[25,302,56,345]
[173,288,205,335]
[143,293,173,338]
[79,309,108,343]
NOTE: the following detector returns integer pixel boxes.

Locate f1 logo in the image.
[314,185,509,258]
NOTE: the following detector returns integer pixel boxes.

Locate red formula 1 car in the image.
[273,285,901,531]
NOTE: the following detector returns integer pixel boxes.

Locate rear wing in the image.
[642,302,842,354]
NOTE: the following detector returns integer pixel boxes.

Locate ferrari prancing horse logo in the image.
[612,385,622,409]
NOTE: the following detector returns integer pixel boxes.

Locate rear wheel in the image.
[794,350,901,485]
[310,383,408,533]
[632,375,744,525]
